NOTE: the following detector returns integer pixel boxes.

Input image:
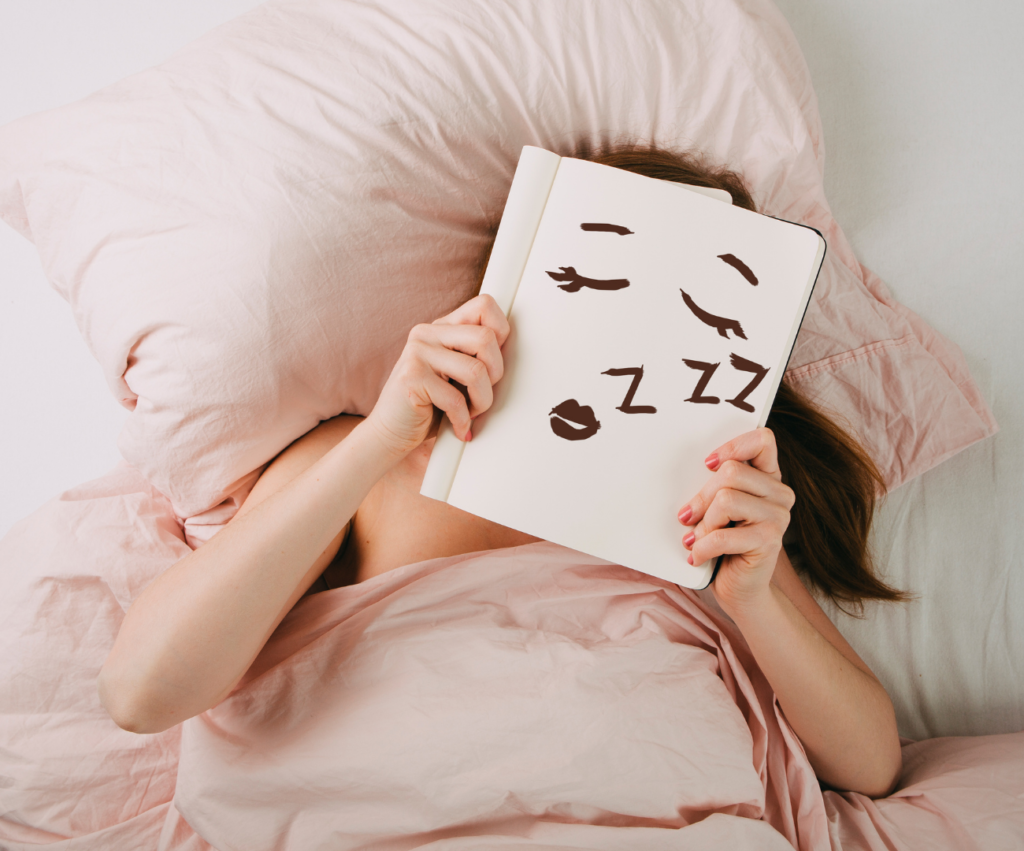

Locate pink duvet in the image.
[2,465,1022,849]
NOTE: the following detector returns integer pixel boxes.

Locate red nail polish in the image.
[705,453,719,470]
[687,554,694,565]
[683,532,695,548]
[678,506,692,524]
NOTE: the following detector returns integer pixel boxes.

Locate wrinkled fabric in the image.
[176,541,827,849]
[3,466,1024,849]
[175,541,1024,851]
[0,0,1009,845]
[0,0,995,522]
[824,734,1024,850]
[0,464,211,849]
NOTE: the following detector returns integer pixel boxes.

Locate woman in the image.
[98,148,908,800]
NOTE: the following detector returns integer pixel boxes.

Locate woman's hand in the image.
[365,293,510,458]
[680,428,903,797]
[678,427,795,617]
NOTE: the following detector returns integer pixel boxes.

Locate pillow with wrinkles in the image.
[0,0,996,527]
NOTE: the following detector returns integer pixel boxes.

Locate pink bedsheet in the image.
[1,464,1023,849]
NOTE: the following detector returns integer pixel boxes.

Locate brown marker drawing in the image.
[679,289,747,340]
[549,399,601,441]
[547,267,630,292]
[718,253,758,286]
[580,223,634,235]
[681,359,721,404]
[601,366,657,413]
[725,353,769,412]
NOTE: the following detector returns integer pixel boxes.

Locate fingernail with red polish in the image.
[678,506,692,524]
[687,554,694,565]
[683,532,695,548]
[705,453,719,470]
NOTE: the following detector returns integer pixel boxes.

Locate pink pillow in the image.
[0,0,995,520]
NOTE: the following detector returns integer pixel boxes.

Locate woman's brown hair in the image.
[483,144,912,614]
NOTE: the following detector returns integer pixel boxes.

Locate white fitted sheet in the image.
[771,0,1024,739]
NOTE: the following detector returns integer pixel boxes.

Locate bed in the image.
[1,1,1021,848]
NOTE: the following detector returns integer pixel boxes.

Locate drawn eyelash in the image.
[679,289,747,340]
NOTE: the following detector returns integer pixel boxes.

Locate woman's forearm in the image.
[98,419,403,734]
[726,586,902,798]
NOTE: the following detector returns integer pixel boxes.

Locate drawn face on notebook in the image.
[546,226,769,441]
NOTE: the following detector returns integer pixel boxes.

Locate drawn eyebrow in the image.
[547,266,630,292]
[580,223,634,235]
[717,253,758,286]
[679,289,747,340]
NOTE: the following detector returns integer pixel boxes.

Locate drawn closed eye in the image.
[679,289,747,341]
[546,266,630,292]
[717,253,758,286]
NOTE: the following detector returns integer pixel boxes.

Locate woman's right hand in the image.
[365,293,510,458]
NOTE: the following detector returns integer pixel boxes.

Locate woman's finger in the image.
[417,369,473,439]
[679,458,793,527]
[412,341,494,419]
[706,427,781,478]
[688,523,781,568]
[689,488,788,543]
[432,293,511,348]
[409,321,504,386]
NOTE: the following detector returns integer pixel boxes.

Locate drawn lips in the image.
[548,399,601,441]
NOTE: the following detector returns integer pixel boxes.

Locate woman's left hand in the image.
[678,427,795,617]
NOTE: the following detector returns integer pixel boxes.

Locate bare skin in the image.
[319,430,542,590]
[98,293,902,798]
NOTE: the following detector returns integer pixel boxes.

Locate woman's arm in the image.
[681,430,902,798]
[98,417,404,734]
[98,294,510,735]
[734,551,902,797]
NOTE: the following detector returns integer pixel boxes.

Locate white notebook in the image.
[421,146,825,588]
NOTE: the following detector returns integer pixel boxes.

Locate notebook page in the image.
[421,146,560,502]
[445,157,821,587]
